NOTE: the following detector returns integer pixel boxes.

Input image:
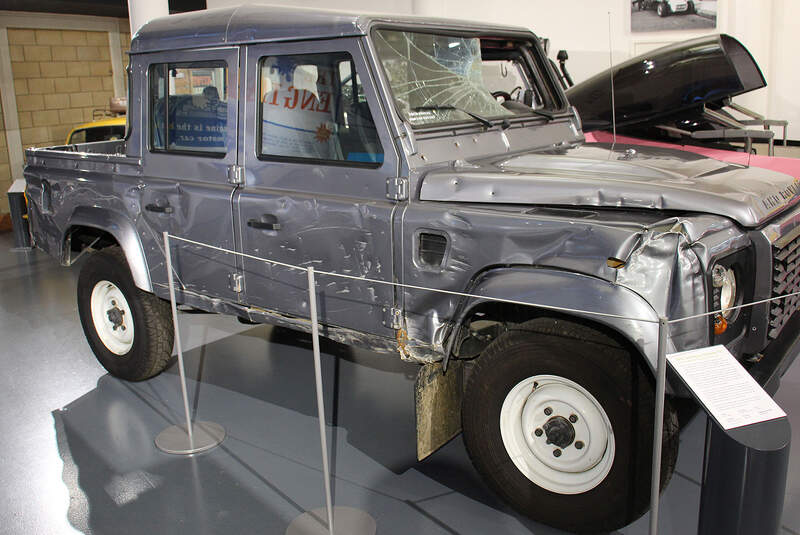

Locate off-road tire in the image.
[462,318,678,533]
[77,246,173,381]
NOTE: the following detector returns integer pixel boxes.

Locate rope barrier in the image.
[165,232,800,535]
[168,234,660,324]
[167,233,800,326]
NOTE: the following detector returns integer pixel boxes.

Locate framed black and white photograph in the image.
[631,0,718,32]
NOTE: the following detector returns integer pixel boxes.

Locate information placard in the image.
[667,345,786,430]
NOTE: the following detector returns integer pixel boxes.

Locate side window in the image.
[68,129,86,144]
[258,52,383,166]
[149,61,228,155]
[69,126,125,145]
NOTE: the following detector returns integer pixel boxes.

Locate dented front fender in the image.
[453,267,663,371]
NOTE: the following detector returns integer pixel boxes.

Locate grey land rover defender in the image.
[23,6,800,532]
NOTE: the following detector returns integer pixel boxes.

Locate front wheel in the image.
[657,2,670,16]
[462,318,678,533]
[77,246,174,381]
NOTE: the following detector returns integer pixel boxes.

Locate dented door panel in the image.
[136,47,242,303]
[237,38,400,336]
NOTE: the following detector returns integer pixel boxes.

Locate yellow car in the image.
[66,116,127,145]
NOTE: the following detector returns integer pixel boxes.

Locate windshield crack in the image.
[374,30,514,127]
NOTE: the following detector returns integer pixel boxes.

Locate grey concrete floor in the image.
[1,230,799,534]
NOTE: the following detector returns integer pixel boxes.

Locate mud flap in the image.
[415,360,464,461]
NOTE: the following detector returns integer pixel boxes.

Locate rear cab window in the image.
[149,61,228,156]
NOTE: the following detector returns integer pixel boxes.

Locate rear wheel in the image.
[462,318,678,533]
[77,246,173,381]
[657,2,670,16]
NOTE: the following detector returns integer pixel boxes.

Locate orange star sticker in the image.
[315,123,332,142]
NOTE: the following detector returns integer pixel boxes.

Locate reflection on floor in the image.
[2,231,799,534]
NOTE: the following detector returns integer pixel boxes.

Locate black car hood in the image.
[566,34,766,132]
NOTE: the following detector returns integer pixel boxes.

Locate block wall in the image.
[0,95,9,214]
[8,28,115,151]
[120,21,131,70]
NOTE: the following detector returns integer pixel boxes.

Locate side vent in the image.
[418,232,448,267]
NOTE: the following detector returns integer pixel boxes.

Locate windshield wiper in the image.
[528,108,557,120]
[412,105,495,129]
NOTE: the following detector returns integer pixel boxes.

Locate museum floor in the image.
[2,229,800,535]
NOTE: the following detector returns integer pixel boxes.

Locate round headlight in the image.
[712,264,737,319]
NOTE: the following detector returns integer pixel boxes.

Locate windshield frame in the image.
[368,25,568,132]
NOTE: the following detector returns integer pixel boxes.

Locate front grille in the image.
[769,230,800,339]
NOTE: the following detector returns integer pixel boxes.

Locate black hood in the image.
[567,34,766,132]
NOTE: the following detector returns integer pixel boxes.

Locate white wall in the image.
[127,0,169,35]
[767,0,800,136]
[208,0,796,139]
[209,0,413,15]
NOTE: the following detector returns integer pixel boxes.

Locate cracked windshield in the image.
[373,29,515,127]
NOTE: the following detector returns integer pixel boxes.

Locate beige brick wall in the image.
[1,19,130,217]
[119,19,131,71]
[0,93,10,214]
[8,27,116,151]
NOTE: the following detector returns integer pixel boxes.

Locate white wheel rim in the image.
[90,280,134,355]
[500,374,615,494]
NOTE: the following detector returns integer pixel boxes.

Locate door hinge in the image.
[228,273,243,293]
[382,306,403,329]
[386,177,408,201]
[228,164,245,185]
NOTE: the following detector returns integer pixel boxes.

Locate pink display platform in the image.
[585,131,800,178]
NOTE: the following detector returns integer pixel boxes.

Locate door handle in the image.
[247,215,281,231]
[145,203,173,214]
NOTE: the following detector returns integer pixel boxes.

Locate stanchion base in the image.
[155,421,225,455]
[286,506,376,535]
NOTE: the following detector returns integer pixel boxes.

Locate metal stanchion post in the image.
[649,317,669,535]
[154,231,225,455]
[309,267,335,534]
[285,267,376,535]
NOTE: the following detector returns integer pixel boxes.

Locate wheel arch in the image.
[64,206,152,292]
[416,268,672,464]
[449,267,661,374]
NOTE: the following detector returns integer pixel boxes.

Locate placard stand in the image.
[664,344,791,535]
[698,417,790,535]
[285,267,376,535]
[155,232,225,455]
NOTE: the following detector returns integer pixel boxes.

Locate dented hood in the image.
[419,142,800,227]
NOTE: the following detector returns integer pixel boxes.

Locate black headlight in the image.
[708,248,754,345]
